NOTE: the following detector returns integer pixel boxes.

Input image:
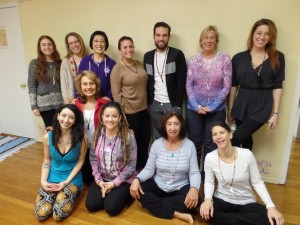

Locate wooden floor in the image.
[0,138,299,225]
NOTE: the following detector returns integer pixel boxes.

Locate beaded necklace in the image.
[155,48,169,83]
[165,139,181,182]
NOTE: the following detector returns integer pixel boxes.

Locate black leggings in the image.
[40,109,56,127]
[231,118,264,151]
[210,197,274,225]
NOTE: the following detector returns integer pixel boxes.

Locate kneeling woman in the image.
[130,111,201,225]
[200,121,284,225]
[85,101,137,216]
[34,104,87,221]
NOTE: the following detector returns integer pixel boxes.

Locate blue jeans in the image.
[186,109,226,170]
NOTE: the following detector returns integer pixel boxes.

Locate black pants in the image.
[85,181,131,216]
[81,148,93,185]
[139,179,200,219]
[231,118,264,150]
[210,197,274,225]
[40,109,57,127]
[126,110,151,170]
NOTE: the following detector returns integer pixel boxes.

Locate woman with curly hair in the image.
[85,101,137,216]
[28,35,63,128]
[34,104,87,221]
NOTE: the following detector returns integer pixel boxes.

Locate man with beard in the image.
[144,22,187,139]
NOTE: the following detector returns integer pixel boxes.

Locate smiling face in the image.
[252,24,270,49]
[165,116,181,139]
[201,30,217,53]
[102,106,121,132]
[119,39,134,60]
[39,38,54,57]
[211,125,233,149]
[67,35,82,55]
[80,75,97,98]
[57,108,76,130]
[154,26,170,51]
[92,35,106,55]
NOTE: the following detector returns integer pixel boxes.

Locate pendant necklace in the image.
[165,139,181,182]
[84,107,95,130]
[122,58,139,76]
[49,63,56,85]
[251,51,267,77]
[218,149,236,193]
[71,55,79,74]
[155,48,169,83]
[202,54,215,90]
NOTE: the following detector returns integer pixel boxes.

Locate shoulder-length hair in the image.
[75,70,101,103]
[159,111,186,140]
[247,18,280,71]
[64,32,88,58]
[35,35,61,81]
[199,25,219,50]
[52,104,84,150]
[92,101,130,163]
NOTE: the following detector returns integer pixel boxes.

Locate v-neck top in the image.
[47,131,83,189]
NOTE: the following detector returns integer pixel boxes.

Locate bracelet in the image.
[272,112,280,116]
[227,108,232,111]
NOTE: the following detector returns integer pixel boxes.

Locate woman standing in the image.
[74,70,109,184]
[28,35,63,128]
[78,30,116,100]
[130,111,200,225]
[228,19,285,150]
[85,101,137,216]
[34,104,87,221]
[60,32,88,103]
[200,121,284,225]
[186,26,232,171]
[111,36,151,170]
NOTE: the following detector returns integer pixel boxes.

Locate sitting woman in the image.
[34,104,87,221]
[200,121,284,225]
[75,70,110,184]
[85,101,137,216]
[130,111,201,225]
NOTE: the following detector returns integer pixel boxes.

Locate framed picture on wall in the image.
[0,26,9,48]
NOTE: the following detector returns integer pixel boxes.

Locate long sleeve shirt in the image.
[90,128,137,187]
[137,138,201,192]
[204,147,275,208]
[78,54,116,100]
[186,52,232,112]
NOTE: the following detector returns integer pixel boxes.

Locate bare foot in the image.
[174,211,194,225]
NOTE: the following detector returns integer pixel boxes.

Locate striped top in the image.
[137,137,200,192]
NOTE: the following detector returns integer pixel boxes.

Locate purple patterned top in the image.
[78,54,116,100]
[90,128,137,187]
[186,52,232,112]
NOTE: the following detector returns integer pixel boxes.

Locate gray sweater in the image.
[27,59,63,111]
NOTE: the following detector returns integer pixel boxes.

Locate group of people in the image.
[29,18,285,225]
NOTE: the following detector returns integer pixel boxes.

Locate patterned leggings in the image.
[34,184,80,221]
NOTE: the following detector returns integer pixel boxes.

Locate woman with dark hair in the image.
[85,101,137,216]
[111,36,151,170]
[28,35,63,128]
[74,70,109,184]
[34,104,87,221]
[200,121,284,225]
[130,111,201,225]
[60,32,88,103]
[228,18,285,150]
[78,30,116,100]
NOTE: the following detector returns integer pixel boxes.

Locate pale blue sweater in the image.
[137,137,201,192]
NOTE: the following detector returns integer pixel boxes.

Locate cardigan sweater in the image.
[144,47,187,107]
[60,57,77,103]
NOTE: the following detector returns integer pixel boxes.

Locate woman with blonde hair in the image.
[74,70,109,184]
[61,32,88,103]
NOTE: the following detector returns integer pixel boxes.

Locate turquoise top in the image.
[47,131,83,189]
